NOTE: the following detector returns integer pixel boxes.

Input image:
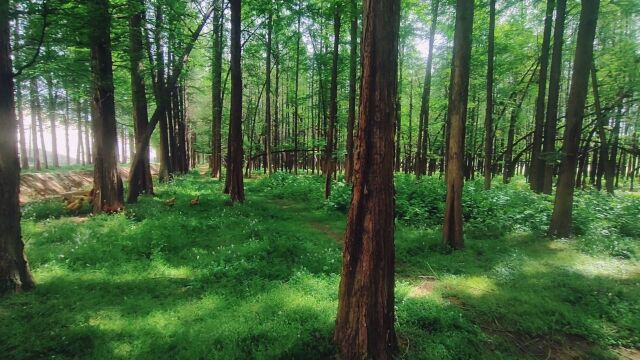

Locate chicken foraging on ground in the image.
[190,196,200,206]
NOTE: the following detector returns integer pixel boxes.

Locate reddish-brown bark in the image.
[334,0,400,358]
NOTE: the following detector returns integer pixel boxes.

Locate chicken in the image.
[190,196,200,206]
[164,197,176,207]
[64,197,84,212]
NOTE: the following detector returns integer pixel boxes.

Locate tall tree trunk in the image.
[265,8,273,174]
[395,40,404,172]
[443,0,474,250]
[46,75,59,167]
[64,97,70,165]
[154,4,171,182]
[210,0,224,179]
[293,4,301,175]
[29,78,41,170]
[549,0,600,237]
[345,0,358,182]
[415,0,439,176]
[0,2,35,295]
[76,99,85,165]
[15,80,29,169]
[225,0,244,203]
[83,100,92,164]
[334,0,400,357]
[127,0,153,202]
[89,0,124,213]
[482,0,496,189]
[591,63,614,193]
[529,0,555,192]
[324,7,341,199]
[542,0,567,194]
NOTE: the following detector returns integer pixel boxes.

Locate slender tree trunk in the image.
[28,78,41,170]
[83,100,92,164]
[76,99,85,165]
[530,0,555,192]
[542,0,567,194]
[415,0,439,176]
[127,0,153,202]
[345,0,358,182]
[443,0,474,250]
[591,63,614,194]
[293,4,301,175]
[0,2,35,295]
[265,9,273,174]
[210,0,224,178]
[482,0,496,189]
[15,80,29,169]
[324,7,341,199]
[549,0,600,237]
[64,97,70,165]
[46,75,59,167]
[395,41,404,172]
[226,0,244,203]
[89,0,124,213]
[334,0,400,357]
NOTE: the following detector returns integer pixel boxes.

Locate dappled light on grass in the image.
[2,173,639,359]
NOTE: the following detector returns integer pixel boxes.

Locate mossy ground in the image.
[1,172,638,359]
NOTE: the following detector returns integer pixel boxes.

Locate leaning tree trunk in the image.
[334,0,400,358]
[530,0,555,192]
[0,2,35,295]
[89,0,124,213]
[482,0,496,189]
[549,0,600,237]
[225,0,244,203]
[126,0,153,203]
[324,7,341,199]
[443,0,474,250]
[541,0,567,194]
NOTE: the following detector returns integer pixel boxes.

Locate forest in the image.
[0,0,639,358]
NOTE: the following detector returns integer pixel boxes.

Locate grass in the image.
[1,172,639,359]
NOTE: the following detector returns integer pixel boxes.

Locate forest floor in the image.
[1,171,639,359]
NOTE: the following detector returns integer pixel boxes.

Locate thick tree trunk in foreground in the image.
[324,7,341,199]
[334,0,400,358]
[89,0,124,213]
[0,3,35,295]
[344,0,358,182]
[127,0,153,203]
[482,0,496,189]
[542,0,567,194]
[530,0,555,192]
[443,0,474,250]
[225,0,244,203]
[549,0,600,237]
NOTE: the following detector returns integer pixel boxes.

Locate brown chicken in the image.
[190,196,200,206]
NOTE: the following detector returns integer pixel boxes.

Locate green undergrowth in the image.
[1,172,638,359]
